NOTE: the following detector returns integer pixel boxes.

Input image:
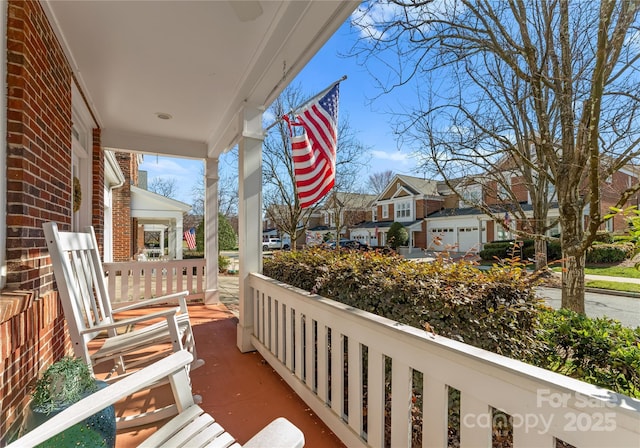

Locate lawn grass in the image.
[550,265,640,278]
[585,280,640,294]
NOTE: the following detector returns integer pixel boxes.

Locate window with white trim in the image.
[396,201,411,219]
[382,204,389,219]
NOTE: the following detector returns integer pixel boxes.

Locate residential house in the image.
[427,164,640,253]
[362,167,639,254]
[318,191,376,243]
[352,174,448,250]
[112,151,192,261]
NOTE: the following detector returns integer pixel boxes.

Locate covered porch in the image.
[4,1,638,446]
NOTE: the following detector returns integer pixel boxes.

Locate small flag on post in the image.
[284,82,340,209]
[184,227,196,250]
[503,212,512,227]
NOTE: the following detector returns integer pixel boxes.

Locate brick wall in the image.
[113,152,133,261]
[1,0,79,441]
[92,128,104,249]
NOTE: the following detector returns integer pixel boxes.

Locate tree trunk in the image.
[534,238,548,271]
[558,190,586,313]
[561,248,586,314]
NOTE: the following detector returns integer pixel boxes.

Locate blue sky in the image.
[140,11,419,205]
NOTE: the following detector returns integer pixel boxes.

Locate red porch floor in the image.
[112,304,345,448]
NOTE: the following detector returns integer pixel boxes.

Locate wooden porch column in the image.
[237,104,264,353]
[204,157,220,304]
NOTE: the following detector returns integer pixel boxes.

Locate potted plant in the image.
[24,356,116,448]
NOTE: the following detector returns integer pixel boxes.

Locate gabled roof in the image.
[378,174,440,201]
[328,192,377,209]
[131,186,192,215]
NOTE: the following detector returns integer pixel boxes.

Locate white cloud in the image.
[351,0,457,41]
[371,149,409,162]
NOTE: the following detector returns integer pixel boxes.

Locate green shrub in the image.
[218,213,237,250]
[594,231,614,244]
[218,255,230,273]
[530,308,640,398]
[387,222,408,249]
[264,248,542,359]
[585,243,633,263]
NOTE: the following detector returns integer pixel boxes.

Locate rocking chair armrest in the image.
[6,351,194,448]
[78,307,181,335]
[112,290,189,314]
[243,417,305,448]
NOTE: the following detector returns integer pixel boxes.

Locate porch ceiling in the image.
[43,0,358,159]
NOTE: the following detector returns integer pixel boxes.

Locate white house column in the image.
[204,157,220,305]
[237,104,264,353]
[173,217,184,260]
[161,226,167,257]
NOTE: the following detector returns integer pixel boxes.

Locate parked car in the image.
[262,238,290,251]
[328,239,369,250]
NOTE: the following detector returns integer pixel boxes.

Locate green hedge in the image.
[586,243,634,263]
[264,248,542,359]
[479,239,561,263]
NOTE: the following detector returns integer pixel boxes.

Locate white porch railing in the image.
[103,259,205,305]
[249,273,640,448]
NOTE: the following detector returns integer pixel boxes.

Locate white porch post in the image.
[237,104,264,353]
[174,217,184,260]
[163,226,169,258]
[204,157,220,304]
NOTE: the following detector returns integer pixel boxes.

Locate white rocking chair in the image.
[8,351,305,448]
[43,222,204,427]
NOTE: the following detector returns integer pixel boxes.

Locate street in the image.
[537,287,640,328]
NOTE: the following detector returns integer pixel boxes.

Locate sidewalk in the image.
[218,273,240,316]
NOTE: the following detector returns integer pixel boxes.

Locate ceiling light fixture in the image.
[155,112,173,120]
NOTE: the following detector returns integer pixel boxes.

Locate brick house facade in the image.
[1,1,97,440]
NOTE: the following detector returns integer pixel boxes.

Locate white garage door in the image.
[457,227,479,252]
[430,227,456,251]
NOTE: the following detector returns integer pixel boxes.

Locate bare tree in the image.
[148,177,178,198]
[263,83,370,248]
[367,170,395,196]
[351,0,640,313]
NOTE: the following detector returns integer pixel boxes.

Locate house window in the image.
[382,204,389,219]
[460,185,482,206]
[323,213,329,225]
[372,208,378,222]
[605,217,613,233]
[396,201,411,219]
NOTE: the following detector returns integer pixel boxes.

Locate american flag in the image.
[503,212,512,227]
[288,83,339,209]
[184,227,196,250]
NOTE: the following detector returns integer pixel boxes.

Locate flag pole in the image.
[264,75,347,132]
